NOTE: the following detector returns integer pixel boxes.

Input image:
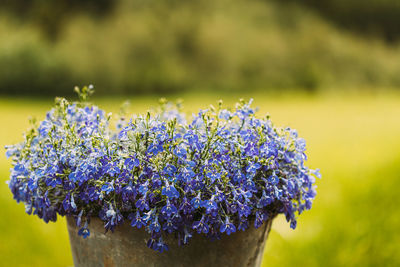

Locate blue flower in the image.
[161,199,178,217]
[149,216,161,233]
[220,217,236,235]
[5,146,18,159]
[206,171,221,183]
[192,216,209,234]
[180,164,196,182]
[135,196,149,211]
[163,165,177,178]
[237,202,252,218]
[68,171,79,183]
[121,184,135,202]
[63,194,77,212]
[147,236,157,250]
[46,176,62,187]
[290,219,297,229]
[203,197,218,215]
[312,169,322,179]
[148,144,164,155]
[129,211,145,229]
[219,109,232,120]
[258,191,273,208]
[78,227,90,239]
[238,220,249,231]
[138,181,149,195]
[162,219,178,233]
[245,162,261,178]
[173,145,187,158]
[267,174,279,185]
[161,181,180,199]
[101,183,114,194]
[190,193,203,209]
[254,211,266,228]
[124,157,140,169]
[179,197,192,214]
[155,237,169,253]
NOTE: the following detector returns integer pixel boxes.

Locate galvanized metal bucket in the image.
[67,216,273,267]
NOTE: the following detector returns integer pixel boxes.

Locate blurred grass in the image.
[1,92,400,266]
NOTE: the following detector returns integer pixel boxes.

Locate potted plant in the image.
[6,86,320,267]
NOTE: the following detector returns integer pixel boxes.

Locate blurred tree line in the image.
[0,0,400,96]
[281,0,400,42]
[0,0,115,40]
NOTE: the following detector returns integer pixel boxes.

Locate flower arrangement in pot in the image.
[6,86,320,267]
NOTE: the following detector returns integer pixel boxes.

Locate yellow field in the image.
[1,92,399,266]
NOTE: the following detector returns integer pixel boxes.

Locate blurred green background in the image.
[1,0,400,266]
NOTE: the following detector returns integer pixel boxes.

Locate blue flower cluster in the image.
[6,87,320,252]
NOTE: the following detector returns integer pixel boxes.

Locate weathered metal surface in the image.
[67,216,273,267]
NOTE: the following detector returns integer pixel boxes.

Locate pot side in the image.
[67,216,273,267]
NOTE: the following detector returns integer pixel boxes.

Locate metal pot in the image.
[67,216,273,267]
